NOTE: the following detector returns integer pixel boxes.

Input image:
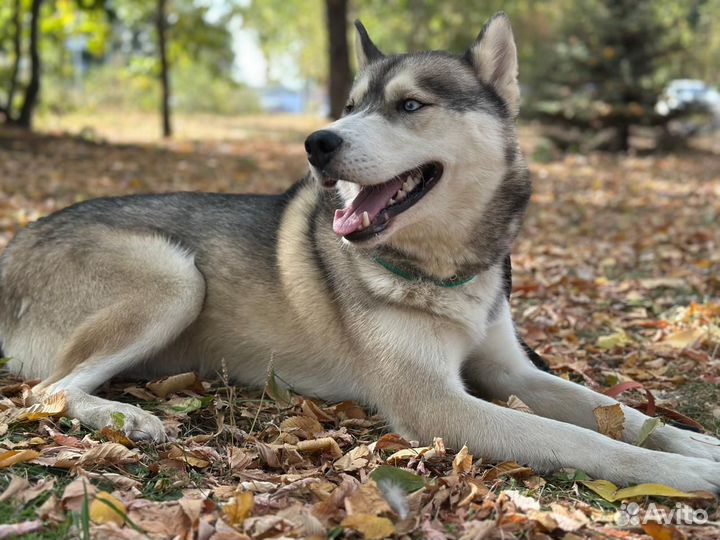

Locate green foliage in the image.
[40,60,260,116]
[240,0,326,82]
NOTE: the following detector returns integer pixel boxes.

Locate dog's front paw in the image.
[626,452,720,493]
[651,425,720,462]
[81,402,167,442]
[118,404,168,442]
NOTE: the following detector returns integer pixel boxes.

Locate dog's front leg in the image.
[367,346,720,491]
[465,300,720,463]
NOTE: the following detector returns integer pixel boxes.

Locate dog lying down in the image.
[0,12,718,492]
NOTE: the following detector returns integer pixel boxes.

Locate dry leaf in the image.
[345,480,392,516]
[147,372,198,398]
[167,445,211,468]
[580,479,706,502]
[500,490,540,512]
[597,330,632,349]
[484,461,533,480]
[385,446,431,464]
[280,415,323,439]
[334,445,370,472]
[89,491,126,526]
[452,445,473,475]
[61,477,96,512]
[18,391,67,421]
[375,433,412,451]
[297,437,342,458]
[507,395,534,414]
[547,503,589,531]
[0,449,40,468]
[341,513,395,540]
[642,521,685,540]
[593,403,625,440]
[0,475,29,502]
[76,442,139,467]
[99,427,135,448]
[662,328,704,349]
[0,520,43,539]
[223,491,254,525]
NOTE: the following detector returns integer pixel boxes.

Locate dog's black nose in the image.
[305,130,343,169]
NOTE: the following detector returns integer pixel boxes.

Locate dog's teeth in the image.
[388,197,396,205]
[396,190,407,201]
[362,211,370,228]
[403,180,413,191]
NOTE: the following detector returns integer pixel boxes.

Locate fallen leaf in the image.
[99,427,134,448]
[334,444,370,472]
[500,490,540,512]
[89,491,127,526]
[297,437,342,458]
[593,403,625,440]
[580,479,703,502]
[636,417,663,447]
[452,445,473,474]
[223,491,254,525]
[507,395,534,414]
[0,449,39,468]
[18,391,67,421]
[385,446,431,464]
[597,329,632,349]
[61,477,96,512]
[0,475,29,502]
[280,416,323,439]
[662,328,705,349]
[375,433,412,451]
[160,396,208,415]
[265,369,293,408]
[642,521,685,540]
[0,520,43,539]
[370,465,425,493]
[76,442,139,467]
[483,461,533,480]
[341,513,395,540]
[167,445,211,468]
[147,372,198,398]
[345,480,392,516]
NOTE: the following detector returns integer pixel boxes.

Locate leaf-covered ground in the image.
[0,114,719,540]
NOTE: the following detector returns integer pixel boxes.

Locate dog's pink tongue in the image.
[333,179,402,236]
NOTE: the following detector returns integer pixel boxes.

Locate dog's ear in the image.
[465,12,520,116]
[354,20,384,70]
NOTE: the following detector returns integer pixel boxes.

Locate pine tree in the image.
[531,0,696,152]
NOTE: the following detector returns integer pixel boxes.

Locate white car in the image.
[656,79,720,118]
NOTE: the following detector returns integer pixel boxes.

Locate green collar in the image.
[372,255,477,288]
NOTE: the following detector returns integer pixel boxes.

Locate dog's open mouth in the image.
[331,162,443,241]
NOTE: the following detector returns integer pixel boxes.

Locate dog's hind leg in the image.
[13,234,206,440]
[465,299,720,463]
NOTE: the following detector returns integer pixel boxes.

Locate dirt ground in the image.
[0,112,719,539]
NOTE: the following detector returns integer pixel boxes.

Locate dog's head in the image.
[305,12,528,268]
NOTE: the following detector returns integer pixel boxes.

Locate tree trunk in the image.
[16,0,42,129]
[156,0,172,138]
[4,0,22,120]
[325,0,351,119]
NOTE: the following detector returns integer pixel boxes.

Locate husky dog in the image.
[1,13,719,491]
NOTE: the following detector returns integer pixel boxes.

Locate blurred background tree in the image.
[528,0,714,151]
[0,0,718,151]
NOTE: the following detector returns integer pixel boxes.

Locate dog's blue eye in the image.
[402,99,423,112]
